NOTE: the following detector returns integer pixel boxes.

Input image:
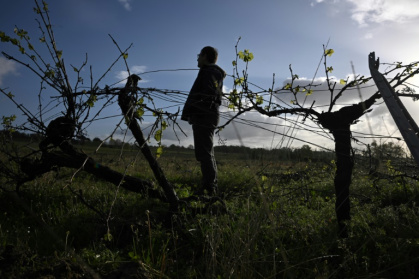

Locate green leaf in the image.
[284,83,291,90]
[245,52,254,62]
[154,129,162,142]
[161,120,168,130]
[45,69,55,78]
[135,107,144,118]
[214,80,219,88]
[238,49,254,62]
[256,95,263,105]
[306,89,313,96]
[0,32,10,42]
[43,1,49,12]
[2,115,17,127]
[10,38,19,45]
[6,92,14,98]
[325,49,334,57]
[87,94,97,107]
[326,66,333,73]
[39,37,46,43]
[122,53,128,60]
[104,232,113,241]
[340,79,346,85]
[234,77,244,85]
[156,146,163,159]
[128,251,139,260]
[232,60,237,66]
[28,43,34,50]
[56,50,63,60]
[14,28,28,39]
[73,66,79,72]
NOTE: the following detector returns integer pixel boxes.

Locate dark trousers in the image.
[192,117,218,189]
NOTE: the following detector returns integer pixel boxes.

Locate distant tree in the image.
[363,140,406,172]
[108,138,123,146]
[297,144,313,160]
[369,140,405,160]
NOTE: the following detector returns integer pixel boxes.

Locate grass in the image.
[1,143,419,278]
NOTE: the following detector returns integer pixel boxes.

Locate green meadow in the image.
[1,141,419,278]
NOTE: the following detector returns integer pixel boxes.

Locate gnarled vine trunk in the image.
[331,126,353,236]
[318,93,379,236]
[19,140,164,200]
[118,75,179,210]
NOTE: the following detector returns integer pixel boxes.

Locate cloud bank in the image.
[115,65,149,85]
[0,57,18,86]
[347,0,419,26]
[118,0,133,11]
[98,72,409,153]
[316,0,419,26]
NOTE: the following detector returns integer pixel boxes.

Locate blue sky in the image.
[1,0,419,151]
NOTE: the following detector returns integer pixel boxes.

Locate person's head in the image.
[197,46,218,68]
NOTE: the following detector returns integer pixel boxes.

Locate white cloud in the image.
[346,0,419,26]
[363,32,373,39]
[131,65,147,74]
[115,65,148,85]
[279,76,378,110]
[316,0,419,26]
[118,0,132,11]
[212,76,380,150]
[311,0,328,6]
[311,0,324,6]
[0,57,18,86]
[222,85,231,94]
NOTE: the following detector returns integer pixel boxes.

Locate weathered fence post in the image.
[369,52,419,166]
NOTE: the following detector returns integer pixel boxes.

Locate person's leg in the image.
[200,152,218,193]
[192,122,217,194]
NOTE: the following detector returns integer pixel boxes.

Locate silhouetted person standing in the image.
[182,46,226,195]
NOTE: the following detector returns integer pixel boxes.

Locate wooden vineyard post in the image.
[369,52,419,166]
